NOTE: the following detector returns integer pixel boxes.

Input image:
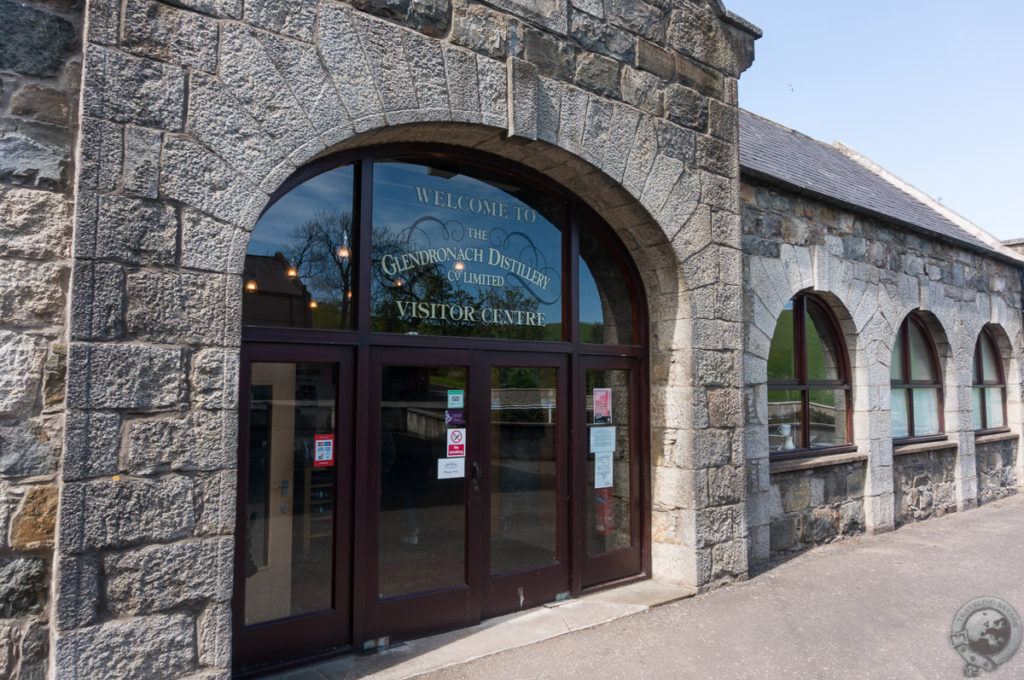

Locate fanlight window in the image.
[890,313,943,439]
[972,329,1006,431]
[242,150,638,346]
[766,294,851,457]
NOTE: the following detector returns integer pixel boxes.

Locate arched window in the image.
[890,313,943,440]
[973,328,1006,431]
[767,294,852,457]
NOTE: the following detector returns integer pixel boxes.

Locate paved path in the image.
[417,495,1024,680]
[276,494,1024,679]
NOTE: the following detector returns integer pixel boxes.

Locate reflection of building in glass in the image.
[243,253,313,327]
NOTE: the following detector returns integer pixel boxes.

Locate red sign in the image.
[314,434,335,467]
[447,428,466,457]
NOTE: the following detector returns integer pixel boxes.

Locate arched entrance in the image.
[233,145,650,673]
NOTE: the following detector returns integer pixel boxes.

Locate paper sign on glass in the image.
[438,458,465,479]
[594,450,613,489]
[589,426,616,453]
[446,428,466,457]
[313,434,335,467]
[593,388,612,423]
[447,389,465,409]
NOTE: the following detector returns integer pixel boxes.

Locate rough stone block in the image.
[55,554,100,630]
[602,105,640,182]
[83,45,186,130]
[508,58,538,140]
[489,0,566,33]
[0,187,72,259]
[0,117,73,189]
[0,331,47,418]
[350,0,451,38]
[66,343,185,410]
[318,2,385,124]
[126,410,235,473]
[181,209,249,275]
[219,23,319,155]
[11,485,57,549]
[77,119,123,192]
[0,417,61,477]
[0,1,77,77]
[570,10,634,63]
[11,84,73,126]
[123,126,162,198]
[711,538,747,580]
[59,475,195,553]
[522,27,574,81]
[187,72,290,187]
[167,0,241,19]
[477,55,507,127]
[190,348,239,410]
[64,410,120,481]
[194,469,236,536]
[0,259,66,327]
[161,136,266,228]
[556,86,588,153]
[620,66,663,117]
[574,52,620,99]
[87,0,122,45]
[198,603,231,668]
[104,538,232,615]
[55,614,196,679]
[245,0,317,41]
[664,83,707,132]
[0,557,48,617]
[354,14,419,114]
[258,32,349,138]
[70,261,125,341]
[580,97,611,166]
[444,45,481,119]
[77,194,177,264]
[607,0,665,42]
[123,0,219,73]
[452,0,509,59]
[126,270,241,345]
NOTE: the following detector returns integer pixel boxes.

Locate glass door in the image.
[233,345,353,672]
[484,353,569,616]
[369,349,482,641]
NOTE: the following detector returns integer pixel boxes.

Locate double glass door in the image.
[234,345,642,672]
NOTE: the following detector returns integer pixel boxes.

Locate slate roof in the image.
[738,109,1007,257]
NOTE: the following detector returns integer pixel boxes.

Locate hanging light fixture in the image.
[309,300,318,309]
[453,261,465,271]
[287,267,298,278]
[245,280,258,293]
[337,236,350,259]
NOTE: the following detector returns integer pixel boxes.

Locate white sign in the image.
[594,450,614,489]
[447,389,465,409]
[446,428,466,457]
[438,458,465,480]
[589,426,616,453]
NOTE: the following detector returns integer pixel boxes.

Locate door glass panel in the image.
[244,362,337,626]
[379,365,467,598]
[579,227,633,345]
[371,160,564,339]
[490,366,558,575]
[243,165,356,329]
[586,369,631,555]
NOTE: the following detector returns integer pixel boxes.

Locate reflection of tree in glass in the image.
[285,210,354,328]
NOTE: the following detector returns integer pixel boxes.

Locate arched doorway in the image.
[232,145,650,673]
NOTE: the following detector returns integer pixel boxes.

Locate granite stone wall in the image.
[893,444,958,528]
[768,459,865,557]
[976,435,1018,505]
[0,0,82,677]
[48,0,759,675]
[742,178,1024,565]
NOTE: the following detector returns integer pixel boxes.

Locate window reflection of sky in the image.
[373,162,564,322]
[249,166,355,256]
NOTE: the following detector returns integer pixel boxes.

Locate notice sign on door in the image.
[447,389,465,409]
[593,388,612,423]
[313,434,335,467]
[447,428,466,457]
[438,458,465,479]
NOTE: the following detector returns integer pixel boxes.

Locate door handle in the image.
[471,462,480,485]
[275,479,289,497]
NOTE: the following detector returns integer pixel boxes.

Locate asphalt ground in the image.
[413,494,1024,680]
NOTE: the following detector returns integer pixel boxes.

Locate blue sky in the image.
[725,1,1024,241]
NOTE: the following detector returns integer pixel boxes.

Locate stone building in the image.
[0,0,1019,678]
